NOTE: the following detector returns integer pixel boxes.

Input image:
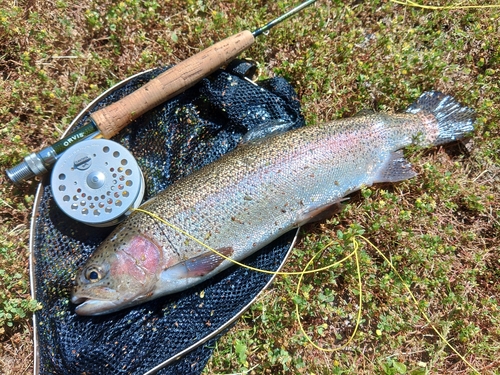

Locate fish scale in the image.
[72,91,475,315]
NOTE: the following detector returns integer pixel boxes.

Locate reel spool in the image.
[51,138,145,227]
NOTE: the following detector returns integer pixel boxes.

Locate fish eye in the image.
[85,266,104,283]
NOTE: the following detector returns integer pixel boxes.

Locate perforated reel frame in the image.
[51,139,145,227]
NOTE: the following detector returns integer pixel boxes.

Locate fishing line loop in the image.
[295,236,363,353]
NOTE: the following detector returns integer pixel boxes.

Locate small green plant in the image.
[0,236,41,338]
[0,298,40,335]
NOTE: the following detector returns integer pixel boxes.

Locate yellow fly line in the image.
[358,235,480,374]
[294,237,364,353]
[390,0,500,10]
[127,4,499,372]
[133,208,356,276]
[133,207,480,373]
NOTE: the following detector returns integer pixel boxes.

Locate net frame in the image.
[29,63,304,374]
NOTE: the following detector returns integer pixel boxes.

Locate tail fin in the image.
[406,91,475,145]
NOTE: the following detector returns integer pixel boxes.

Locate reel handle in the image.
[92,30,255,139]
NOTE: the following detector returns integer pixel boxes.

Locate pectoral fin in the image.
[373,150,417,183]
[162,247,234,280]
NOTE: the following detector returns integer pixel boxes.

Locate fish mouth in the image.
[70,295,87,305]
[73,297,123,316]
[71,292,123,316]
[71,284,125,316]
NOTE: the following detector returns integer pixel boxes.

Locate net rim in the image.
[29,68,159,375]
[29,67,299,375]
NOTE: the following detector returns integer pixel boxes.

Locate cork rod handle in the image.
[91,30,255,139]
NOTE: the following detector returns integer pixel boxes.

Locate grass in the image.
[0,0,499,374]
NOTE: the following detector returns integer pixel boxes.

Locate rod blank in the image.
[5,0,317,184]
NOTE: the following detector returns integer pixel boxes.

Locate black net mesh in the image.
[31,61,304,374]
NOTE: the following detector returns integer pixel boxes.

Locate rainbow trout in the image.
[72,91,475,315]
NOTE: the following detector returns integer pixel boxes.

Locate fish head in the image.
[71,229,162,316]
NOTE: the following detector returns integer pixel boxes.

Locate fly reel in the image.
[51,139,145,227]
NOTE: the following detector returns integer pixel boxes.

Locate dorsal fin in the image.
[354,108,375,117]
[241,120,295,144]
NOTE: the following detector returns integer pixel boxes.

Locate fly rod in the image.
[6,0,317,184]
